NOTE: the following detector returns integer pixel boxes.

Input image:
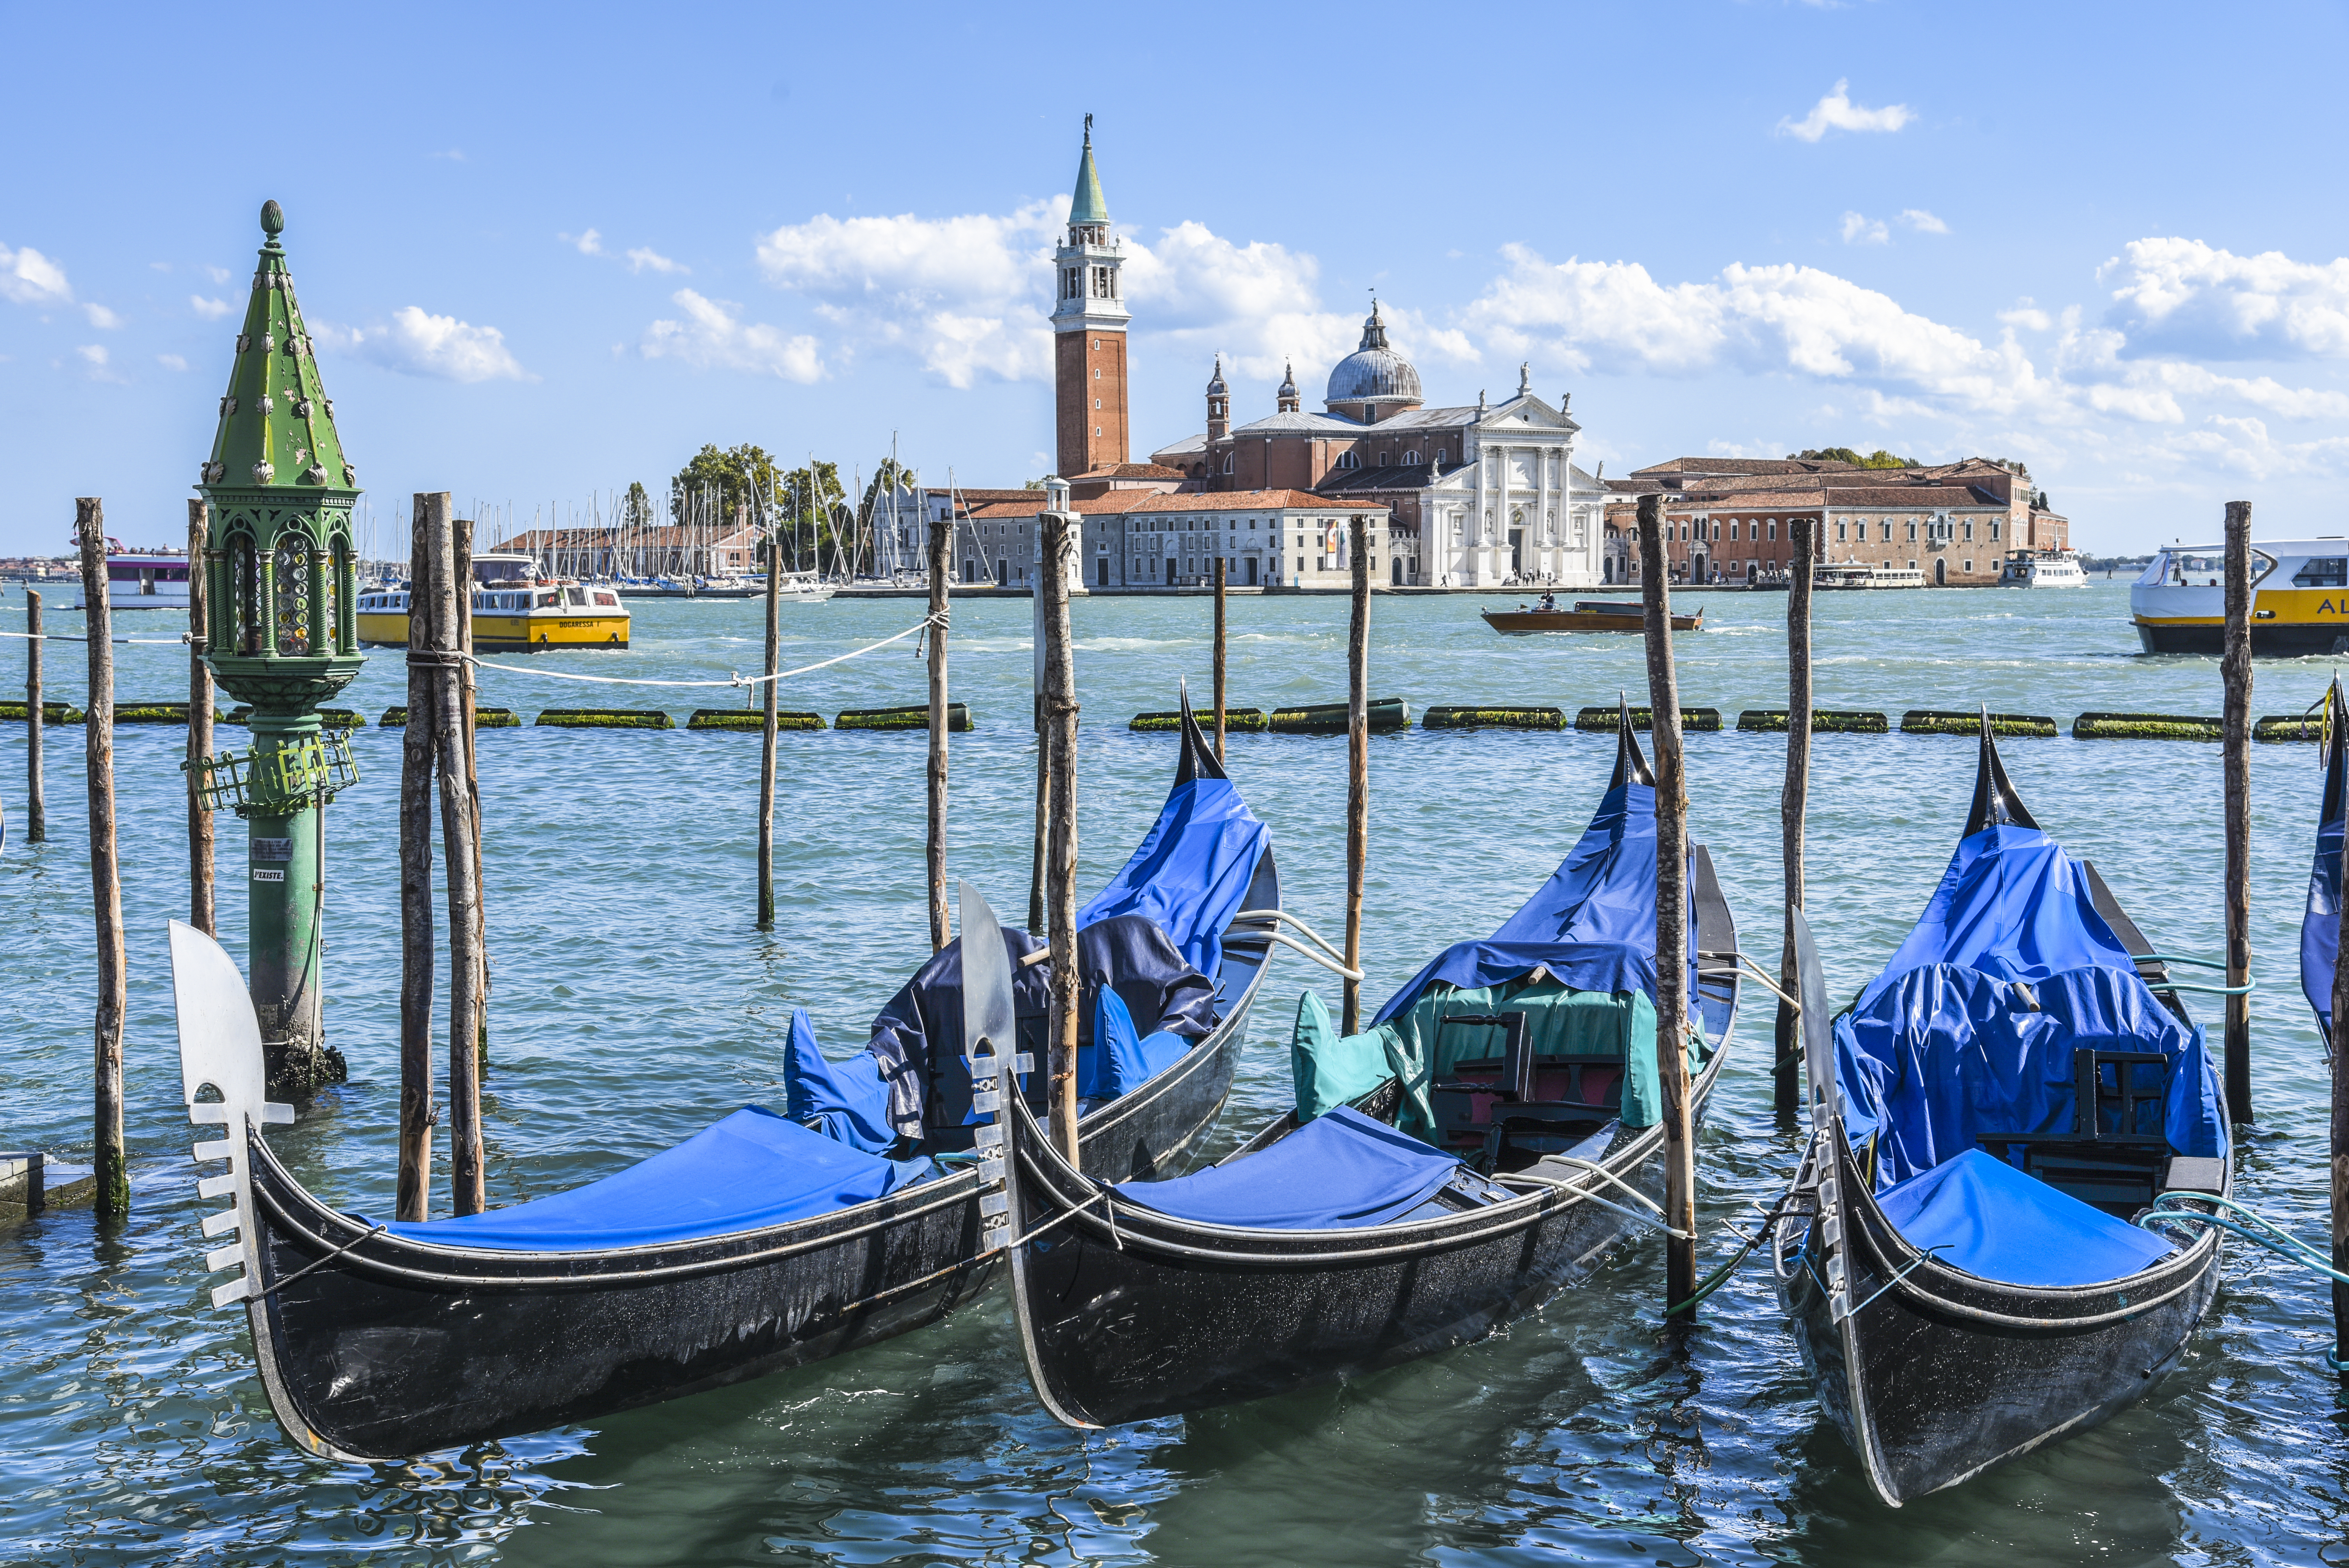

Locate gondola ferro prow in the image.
[1789,911,1858,1327]
[957,881,1025,1254]
[170,919,296,1311]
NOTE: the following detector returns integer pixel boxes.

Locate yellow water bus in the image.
[2132,538,2349,655]
[355,553,631,652]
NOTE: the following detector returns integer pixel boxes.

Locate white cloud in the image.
[2103,237,2349,359]
[76,344,106,366]
[1900,209,1950,235]
[2,242,73,306]
[203,265,230,284]
[191,295,233,320]
[83,303,124,329]
[1999,300,2054,331]
[1778,80,1915,142]
[1840,212,1889,246]
[321,306,531,382]
[625,246,687,275]
[157,353,187,371]
[561,228,604,256]
[641,289,822,381]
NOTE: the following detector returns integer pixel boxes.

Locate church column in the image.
[1534,445,1551,581]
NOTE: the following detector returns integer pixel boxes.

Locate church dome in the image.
[1325,302,1422,408]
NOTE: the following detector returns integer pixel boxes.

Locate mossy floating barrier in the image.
[687,709,827,732]
[0,701,86,724]
[838,703,971,732]
[1268,698,1411,734]
[114,702,190,725]
[2072,711,2223,741]
[1901,710,2058,738]
[535,707,676,730]
[221,706,367,730]
[2256,714,2328,743]
[378,707,522,729]
[1574,706,1723,734]
[1131,707,1268,733]
[1736,709,1889,734]
[1422,706,1565,732]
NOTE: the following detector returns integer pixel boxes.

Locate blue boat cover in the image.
[2303,777,2341,1035]
[1371,784,1693,1026]
[785,1009,897,1153]
[1077,775,1270,982]
[381,1105,936,1252]
[1836,822,2225,1200]
[1875,1148,2176,1286]
[1088,987,1191,1099]
[1115,1106,1462,1230]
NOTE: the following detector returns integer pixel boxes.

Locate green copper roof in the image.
[200,201,355,495]
[1067,119,1110,227]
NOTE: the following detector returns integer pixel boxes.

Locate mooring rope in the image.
[454,610,946,689]
[2139,1191,2349,1369]
[0,629,200,646]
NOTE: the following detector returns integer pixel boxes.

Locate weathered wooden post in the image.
[1028,582,1049,938]
[926,490,952,952]
[1637,492,1697,1316]
[187,501,216,933]
[1041,479,1082,1160]
[396,501,435,1221]
[1342,511,1370,1035]
[1213,556,1228,764]
[193,200,363,1104]
[78,501,128,1222]
[756,516,781,931]
[2331,679,2349,1380]
[2222,498,2254,1122]
[1775,516,1814,1120]
[24,589,43,844]
[454,523,489,1064]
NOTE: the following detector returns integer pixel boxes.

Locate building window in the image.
[1991,520,2001,540]
[1222,454,1233,474]
[1436,448,1448,465]
[1768,520,1778,540]
[1729,520,1740,541]
[1836,520,1846,541]
[1404,450,1421,465]
[1963,520,1974,541]
[1963,560,1974,573]
[1907,520,1918,542]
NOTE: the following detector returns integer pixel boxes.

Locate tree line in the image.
[629,444,925,577]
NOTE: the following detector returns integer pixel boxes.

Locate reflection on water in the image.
[2,581,2344,1564]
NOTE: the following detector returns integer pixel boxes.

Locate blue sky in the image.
[4,1,2346,556]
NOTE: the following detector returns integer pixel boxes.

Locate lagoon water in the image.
[3,575,2344,1566]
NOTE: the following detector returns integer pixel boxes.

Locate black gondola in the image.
[169,703,1282,1462]
[1772,721,2231,1506]
[984,717,1741,1428]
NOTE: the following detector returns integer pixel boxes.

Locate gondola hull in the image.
[1005,1052,1727,1427]
[235,978,1255,1461]
[1776,1129,2222,1504]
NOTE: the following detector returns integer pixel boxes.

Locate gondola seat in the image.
[379,1105,938,1252]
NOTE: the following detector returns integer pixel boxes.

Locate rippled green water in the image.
[3,577,2344,1566]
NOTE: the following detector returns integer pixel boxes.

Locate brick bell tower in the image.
[1052,115,1128,479]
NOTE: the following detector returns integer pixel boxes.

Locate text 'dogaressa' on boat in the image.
[986,707,1742,1429]
[170,697,1284,1463]
[1772,718,2230,1506]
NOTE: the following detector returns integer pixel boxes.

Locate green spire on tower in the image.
[200,200,355,493]
[1068,114,1110,227]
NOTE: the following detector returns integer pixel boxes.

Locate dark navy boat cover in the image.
[1078,775,1270,982]
[380,1106,936,1252]
[1875,1148,2176,1287]
[1371,784,1693,1026]
[1836,824,2225,1195]
[2303,776,2341,1035]
[1115,1107,1462,1230]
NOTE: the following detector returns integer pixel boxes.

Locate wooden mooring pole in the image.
[1637,492,1697,1316]
[456,524,489,1066]
[1213,556,1228,764]
[397,497,436,1223]
[24,588,43,844]
[1775,517,1814,1121]
[1342,514,1370,1035]
[1041,488,1081,1162]
[2332,679,2349,1381]
[423,496,486,1216]
[1029,585,1048,938]
[187,501,215,934]
[2222,498,2254,1123]
[926,496,951,953]
[78,499,128,1222]
[757,522,781,932]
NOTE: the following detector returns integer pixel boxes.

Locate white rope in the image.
[1498,1155,1695,1239]
[1695,954,1800,1011]
[462,611,945,690]
[0,630,196,646]
[1231,909,1352,968]
[1250,928,1363,981]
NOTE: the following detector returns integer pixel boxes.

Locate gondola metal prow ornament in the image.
[171,920,297,1310]
[959,881,1024,1251]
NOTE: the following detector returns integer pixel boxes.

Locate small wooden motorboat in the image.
[171,700,1284,1461]
[1772,719,2230,1505]
[1481,600,1702,634]
[986,712,1741,1428]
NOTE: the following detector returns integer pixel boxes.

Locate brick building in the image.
[1600,456,2070,586]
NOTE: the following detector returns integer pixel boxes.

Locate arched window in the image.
[330,533,353,653]
[273,538,311,655]
[1221,453,1234,475]
[1404,450,1420,465]
[230,532,260,654]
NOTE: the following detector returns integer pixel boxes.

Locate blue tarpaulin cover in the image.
[2303,775,2340,1035]
[1836,821,2225,1225]
[785,1009,897,1153]
[1077,776,1270,982]
[380,1106,936,1252]
[1116,1106,1463,1230]
[1087,987,1191,1099]
[1875,1148,2176,1286]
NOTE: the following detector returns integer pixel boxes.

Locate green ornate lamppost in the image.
[189,199,364,1102]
